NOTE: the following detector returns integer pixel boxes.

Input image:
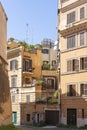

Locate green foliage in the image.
[36,79,44,86]
[33,121,47,127]
[54,90,58,98]
[8,37,14,42]
[20,41,28,47]
[47,97,58,104]
[56,123,77,129]
[0,124,20,130]
[28,44,35,51]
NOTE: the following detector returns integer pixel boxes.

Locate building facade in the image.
[0,3,12,126]
[58,0,87,127]
[7,42,42,125]
[7,40,59,125]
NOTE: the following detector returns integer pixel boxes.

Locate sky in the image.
[0,0,58,44]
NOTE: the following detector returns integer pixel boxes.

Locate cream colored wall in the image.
[21,87,35,102]
[61,72,87,95]
[59,3,87,31]
[8,54,22,88]
[61,47,87,73]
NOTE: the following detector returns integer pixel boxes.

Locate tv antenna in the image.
[26,23,29,44]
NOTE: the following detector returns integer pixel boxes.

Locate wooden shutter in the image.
[74,59,79,71]
[67,60,72,72]
[80,84,84,96]
[84,57,87,69]
[80,7,85,19]
[80,32,85,46]
[67,11,75,24]
[15,60,18,69]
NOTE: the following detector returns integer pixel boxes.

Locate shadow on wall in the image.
[0,64,10,113]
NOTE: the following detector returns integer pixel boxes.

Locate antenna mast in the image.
[26,23,29,44]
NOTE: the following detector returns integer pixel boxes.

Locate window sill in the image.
[61,70,87,76]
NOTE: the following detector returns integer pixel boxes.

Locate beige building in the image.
[7,42,42,125]
[7,40,59,125]
[0,3,12,126]
[58,0,87,127]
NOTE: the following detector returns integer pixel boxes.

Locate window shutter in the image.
[67,11,75,24]
[74,59,79,71]
[80,7,85,19]
[67,60,72,72]
[80,32,85,46]
[16,60,18,69]
[84,57,87,69]
[71,11,75,23]
[80,84,84,96]
[10,61,12,70]
[67,13,70,24]
[29,60,32,69]
[67,85,70,96]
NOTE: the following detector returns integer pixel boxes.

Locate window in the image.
[26,114,30,122]
[67,11,75,24]
[67,59,79,72]
[23,59,32,72]
[10,60,18,70]
[67,35,75,49]
[47,79,54,88]
[42,49,49,54]
[25,78,31,84]
[12,95,15,103]
[80,7,85,19]
[26,95,30,102]
[67,84,76,96]
[80,57,87,70]
[80,84,87,96]
[80,32,85,46]
[11,75,17,87]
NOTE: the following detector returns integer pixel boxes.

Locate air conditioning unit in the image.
[67,23,74,28]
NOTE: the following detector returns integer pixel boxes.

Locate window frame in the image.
[67,58,79,72]
[80,57,87,70]
[67,35,76,49]
[67,11,75,25]
[11,75,17,88]
[80,6,85,20]
[80,83,87,96]
[26,95,30,102]
[10,59,18,71]
[79,31,86,46]
[67,84,76,96]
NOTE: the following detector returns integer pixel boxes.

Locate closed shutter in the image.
[67,60,72,72]
[74,59,79,71]
[80,7,85,19]
[67,11,75,24]
[80,32,85,46]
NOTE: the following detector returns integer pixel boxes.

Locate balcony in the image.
[23,83,35,87]
[23,68,34,75]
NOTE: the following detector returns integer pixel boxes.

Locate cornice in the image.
[60,0,87,13]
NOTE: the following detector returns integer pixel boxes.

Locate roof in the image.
[7,42,21,50]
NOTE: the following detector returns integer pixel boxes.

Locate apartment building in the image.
[7,41,42,125]
[0,3,12,125]
[58,0,87,127]
[7,40,59,125]
[41,39,59,125]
